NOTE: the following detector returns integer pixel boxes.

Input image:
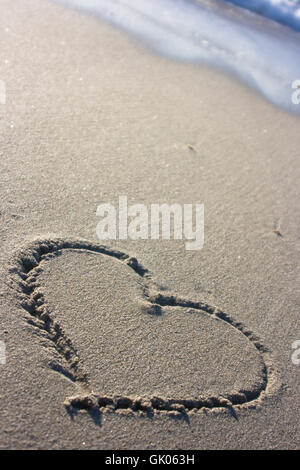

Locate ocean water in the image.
[224,0,300,31]
[53,0,300,115]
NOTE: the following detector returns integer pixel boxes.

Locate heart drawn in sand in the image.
[10,238,277,417]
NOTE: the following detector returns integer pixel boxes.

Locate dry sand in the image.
[0,0,299,449]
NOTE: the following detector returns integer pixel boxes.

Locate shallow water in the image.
[224,0,300,31]
[54,0,300,115]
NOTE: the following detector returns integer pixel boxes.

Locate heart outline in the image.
[8,237,279,417]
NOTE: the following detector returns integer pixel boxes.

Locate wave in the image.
[53,0,300,115]
[223,0,300,32]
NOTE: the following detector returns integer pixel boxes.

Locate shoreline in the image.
[52,0,300,115]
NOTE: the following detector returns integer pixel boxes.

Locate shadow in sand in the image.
[66,405,102,427]
[228,406,239,421]
[169,410,190,425]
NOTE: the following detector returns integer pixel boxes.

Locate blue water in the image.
[53,0,300,115]
[224,0,300,31]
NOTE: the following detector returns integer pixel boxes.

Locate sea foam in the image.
[54,0,300,114]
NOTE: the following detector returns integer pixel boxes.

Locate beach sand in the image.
[0,0,299,449]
